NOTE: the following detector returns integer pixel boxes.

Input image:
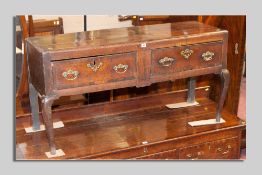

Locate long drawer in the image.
[134,149,179,160]
[52,52,137,89]
[151,42,223,76]
[92,136,240,160]
[179,137,240,160]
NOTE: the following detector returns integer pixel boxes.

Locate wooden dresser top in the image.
[26,21,226,53]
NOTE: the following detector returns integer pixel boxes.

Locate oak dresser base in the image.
[26,22,230,155]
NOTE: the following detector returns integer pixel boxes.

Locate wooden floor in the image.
[16,88,244,160]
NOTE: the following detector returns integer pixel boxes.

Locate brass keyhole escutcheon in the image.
[87,60,103,72]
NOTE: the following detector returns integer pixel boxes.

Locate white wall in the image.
[86,15,132,31]
[33,15,132,33]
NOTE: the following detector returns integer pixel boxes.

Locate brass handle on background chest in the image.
[202,51,215,61]
[87,62,103,72]
[181,49,193,59]
[159,57,175,67]
[217,145,232,155]
[62,69,79,80]
[186,151,203,160]
[113,64,128,73]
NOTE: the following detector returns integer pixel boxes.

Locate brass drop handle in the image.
[186,154,199,160]
[87,62,103,72]
[217,145,232,155]
[186,151,202,160]
[181,49,194,59]
[186,154,192,158]
[202,51,215,61]
[113,64,128,73]
[159,57,175,67]
[217,149,230,155]
[62,69,79,80]
[186,151,204,160]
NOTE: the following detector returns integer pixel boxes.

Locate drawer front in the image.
[135,149,178,160]
[151,42,223,76]
[52,52,137,89]
[179,137,240,160]
[209,137,240,159]
[179,142,210,160]
[95,142,177,160]
[94,137,239,160]
[94,147,147,160]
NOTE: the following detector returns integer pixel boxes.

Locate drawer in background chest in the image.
[52,52,137,89]
[151,42,223,76]
[179,137,240,160]
[134,149,179,160]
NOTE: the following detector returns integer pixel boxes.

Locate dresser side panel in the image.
[26,41,45,95]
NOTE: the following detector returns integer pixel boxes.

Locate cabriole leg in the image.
[216,69,230,122]
[41,96,56,155]
[29,83,40,131]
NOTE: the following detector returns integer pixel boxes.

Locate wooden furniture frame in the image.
[28,15,64,37]
[16,15,64,113]
[26,21,229,155]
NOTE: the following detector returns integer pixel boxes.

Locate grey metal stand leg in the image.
[216,69,230,122]
[29,83,40,131]
[166,77,198,109]
[187,77,196,103]
[41,97,56,155]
